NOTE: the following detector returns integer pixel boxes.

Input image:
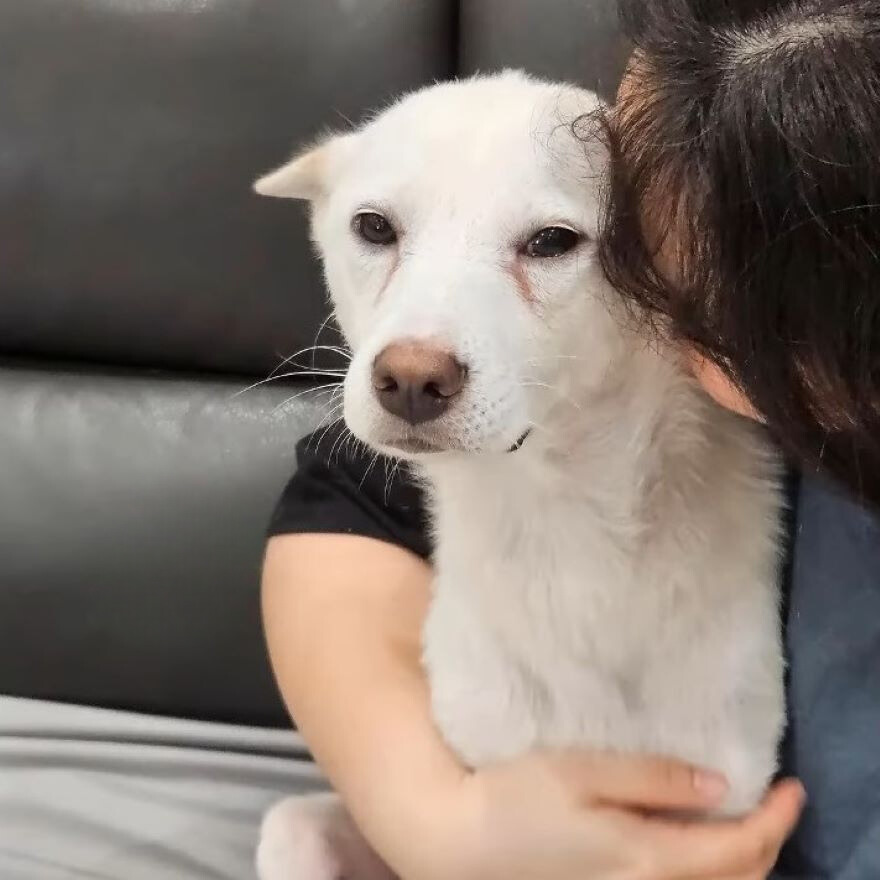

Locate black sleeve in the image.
[268,421,432,561]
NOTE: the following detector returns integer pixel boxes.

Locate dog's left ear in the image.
[253,134,352,201]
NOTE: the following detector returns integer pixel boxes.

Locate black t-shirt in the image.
[269,422,431,560]
[270,423,880,880]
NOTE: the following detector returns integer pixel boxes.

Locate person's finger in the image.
[707,860,781,880]
[548,750,730,812]
[703,872,772,880]
[706,852,785,880]
[644,778,805,879]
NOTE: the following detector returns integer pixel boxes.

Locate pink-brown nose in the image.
[371,342,467,425]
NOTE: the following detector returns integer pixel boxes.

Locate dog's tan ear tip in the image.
[252,147,325,201]
[252,174,280,197]
[252,167,304,199]
[253,132,356,200]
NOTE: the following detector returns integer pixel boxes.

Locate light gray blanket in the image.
[0,697,324,880]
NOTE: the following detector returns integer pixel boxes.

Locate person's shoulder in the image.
[268,422,433,560]
[778,475,880,877]
[795,474,880,557]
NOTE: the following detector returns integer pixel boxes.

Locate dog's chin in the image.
[381,437,448,457]
[371,428,532,459]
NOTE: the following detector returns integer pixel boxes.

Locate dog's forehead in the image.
[350,74,602,193]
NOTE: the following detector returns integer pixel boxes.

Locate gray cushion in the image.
[0,696,324,880]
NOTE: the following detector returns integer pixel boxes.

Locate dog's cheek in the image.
[341,359,380,443]
[525,257,583,306]
[322,252,388,349]
[311,203,378,347]
[330,288,365,349]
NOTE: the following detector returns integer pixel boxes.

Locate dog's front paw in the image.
[256,795,345,880]
[255,794,395,880]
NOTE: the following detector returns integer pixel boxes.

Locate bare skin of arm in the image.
[262,533,465,873]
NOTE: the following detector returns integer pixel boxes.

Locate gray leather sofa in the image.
[0,2,627,877]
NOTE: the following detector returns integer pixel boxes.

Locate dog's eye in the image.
[353,212,398,246]
[524,226,581,259]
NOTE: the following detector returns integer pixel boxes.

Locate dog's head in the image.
[256,71,619,459]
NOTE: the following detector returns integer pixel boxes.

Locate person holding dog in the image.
[263,2,879,878]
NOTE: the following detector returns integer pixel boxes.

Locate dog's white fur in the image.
[254,71,785,880]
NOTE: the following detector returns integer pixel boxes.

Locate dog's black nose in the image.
[372,342,466,425]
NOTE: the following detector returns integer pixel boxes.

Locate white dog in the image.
[253,71,785,880]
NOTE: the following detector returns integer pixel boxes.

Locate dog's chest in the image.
[418,465,785,813]
[422,532,704,764]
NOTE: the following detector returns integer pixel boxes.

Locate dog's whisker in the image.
[271,368,348,379]
[310,391,346,437]
[271,382,343,415]
[234,366,347,399]
[309,413,345,455]
[318,391,345,420]
[340,429,360,465]
[519,380,584,413]
[307,313,341,371]
[385,458,404,505]
[343,431,359,461]
[317,404,345,432]
[266,345,350,381]
[322,420,346,465]
[328,423,354,465]
[525,354,583,363]
[267,342,352,381]
[271,360,349,375]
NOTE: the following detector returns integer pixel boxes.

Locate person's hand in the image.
[411,750,804,880]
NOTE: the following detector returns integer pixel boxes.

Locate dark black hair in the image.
[599,0,880,506]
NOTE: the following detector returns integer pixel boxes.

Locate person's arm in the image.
[263,531,804,880]
[262,532,464,873]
